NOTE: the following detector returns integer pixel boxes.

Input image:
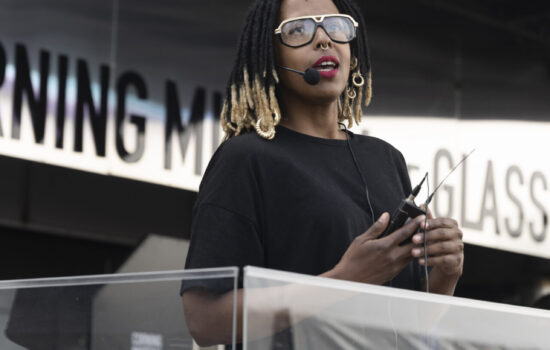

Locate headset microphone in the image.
[278,66,321,85]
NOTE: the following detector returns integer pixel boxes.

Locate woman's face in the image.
[274,0,351,105]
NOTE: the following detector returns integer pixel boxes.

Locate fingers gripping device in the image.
[381,174,427,244]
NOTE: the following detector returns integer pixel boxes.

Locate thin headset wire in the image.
[338,122,375,224]
[340,122,406,349]
[424,173,430,293]
[339,122,399,348]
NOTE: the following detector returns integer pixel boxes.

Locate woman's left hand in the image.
[410,216,464,277]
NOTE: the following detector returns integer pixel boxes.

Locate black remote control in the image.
[381,174,428,244]
[381,197,426,245]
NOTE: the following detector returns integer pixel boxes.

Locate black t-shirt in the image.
[182,125,421,293]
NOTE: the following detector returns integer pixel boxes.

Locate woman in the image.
[182,0,464,346]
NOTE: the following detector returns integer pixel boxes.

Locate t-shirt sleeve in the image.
[394,149,413,196]
[180,203,264,294]
[180,136,266,295]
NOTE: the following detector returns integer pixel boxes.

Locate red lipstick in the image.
[312,55,340,79]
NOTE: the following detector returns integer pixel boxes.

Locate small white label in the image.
[131,331,163,350]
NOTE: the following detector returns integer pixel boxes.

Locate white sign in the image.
[356,116,550,259]
[0,58,219,193]
[1,48,548,258]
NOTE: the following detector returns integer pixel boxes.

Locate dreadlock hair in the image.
[221,0,372,140]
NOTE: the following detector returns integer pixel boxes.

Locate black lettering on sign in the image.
[504,165,524,238]
[529,171,548,243]
[164,82,205,174]
[478,160,501,234]
[12,44,50,144]
[55,54,69,149]
[116,71,147,163]
[433,149,454,218]
[0,40,6,137]
[461,153,482,230]
[74,59,109,157]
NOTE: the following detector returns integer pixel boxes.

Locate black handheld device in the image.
[381,174,427,244]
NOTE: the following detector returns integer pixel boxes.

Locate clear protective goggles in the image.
[274,14,359,48]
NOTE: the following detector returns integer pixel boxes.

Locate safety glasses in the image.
[274,14,359,48]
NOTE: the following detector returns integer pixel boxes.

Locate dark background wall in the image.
[364,0,550,121]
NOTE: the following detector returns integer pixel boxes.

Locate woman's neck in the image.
[277,92,346,140]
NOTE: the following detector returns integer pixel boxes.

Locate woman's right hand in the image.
[329,213,425,285]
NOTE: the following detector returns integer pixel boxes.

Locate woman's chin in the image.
[307,85,345,103]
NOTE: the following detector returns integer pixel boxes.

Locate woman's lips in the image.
[312,55,340,79]
[317,68,339,78]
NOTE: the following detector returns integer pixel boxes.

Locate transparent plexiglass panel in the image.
[0,268,238,350]
[243,266,550,350]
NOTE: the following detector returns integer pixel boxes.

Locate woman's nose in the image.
[313,26,333,50]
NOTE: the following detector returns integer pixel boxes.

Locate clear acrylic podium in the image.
[0,268,238,350]
[242,267,550,350]
[1,266,549,349]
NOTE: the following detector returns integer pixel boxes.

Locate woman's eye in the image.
[326,23,343,33]
[288,25,305,35]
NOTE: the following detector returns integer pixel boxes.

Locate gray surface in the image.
[0,290,25,350]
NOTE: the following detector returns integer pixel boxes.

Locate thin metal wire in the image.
[426,149,475,205]
[338,122,375,224]
[424,173,430,293]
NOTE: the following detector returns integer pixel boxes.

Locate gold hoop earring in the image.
[346,86,357,100]
[352,71,365,87]
[350,57,358,71]
[341,87,354,123]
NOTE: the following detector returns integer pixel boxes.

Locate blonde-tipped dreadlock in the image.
[338,65,372,128]
[221,0,373,140]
